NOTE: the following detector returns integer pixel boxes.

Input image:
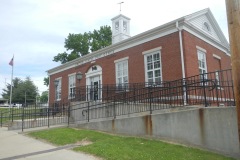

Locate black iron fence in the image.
[1,69,235,130]
[58,69,234,106]
[0,103,69,131]
[68,69,235,123]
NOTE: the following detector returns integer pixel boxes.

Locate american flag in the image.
[9,56,14,66]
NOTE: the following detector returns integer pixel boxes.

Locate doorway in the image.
[86,65,102,101]
[89,76,101,100]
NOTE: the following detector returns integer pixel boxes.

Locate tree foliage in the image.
[40,91,48,103]
[43,77,49,87]
[2,77,38,104]
[53,25,112,64]
[90,26,112,52]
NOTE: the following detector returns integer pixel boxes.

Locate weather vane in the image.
[118,2,124,14]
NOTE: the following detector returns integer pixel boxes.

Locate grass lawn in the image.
[28,127,235,160]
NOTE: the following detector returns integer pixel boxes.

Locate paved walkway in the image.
[0,127,100,160]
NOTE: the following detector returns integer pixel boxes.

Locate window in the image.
[197,50,207,80]
[123,21,127,32]
[55,78,61,101]
[68,74,76,99]
[203,22,211,33]
[115,22,119,32]
[144,49,162,86]
[115,57,129,90]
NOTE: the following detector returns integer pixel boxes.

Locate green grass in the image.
[28,127,235,160]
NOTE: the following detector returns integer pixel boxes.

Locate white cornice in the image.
[111,14,131,21]
[183,22,230,55]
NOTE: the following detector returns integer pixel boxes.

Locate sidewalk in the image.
[0,127,100,160]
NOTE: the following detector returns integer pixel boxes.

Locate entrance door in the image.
[86,65,102,101]
[90,76,101,101]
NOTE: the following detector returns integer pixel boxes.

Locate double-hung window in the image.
[115,57,129,90]
[68,74,76,99]
[197,49,207,81]
[55,78,61,101]
[143,47,162,86]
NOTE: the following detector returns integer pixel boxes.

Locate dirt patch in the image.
[75,138,93,146]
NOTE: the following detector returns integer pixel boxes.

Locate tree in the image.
[2,77,38,104]
[53,25,112,64]
[40,91,48,103]
[2,77,22,100]
[90,26,112,52]
[43,77,49,87]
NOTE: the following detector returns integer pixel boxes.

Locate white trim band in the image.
[142,46,162,55]
[196,46,207,52]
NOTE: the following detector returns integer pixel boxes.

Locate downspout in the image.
[176,21,187,105]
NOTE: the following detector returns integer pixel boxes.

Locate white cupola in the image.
[111,14,131,44]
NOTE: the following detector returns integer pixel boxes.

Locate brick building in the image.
[47,8,231,105]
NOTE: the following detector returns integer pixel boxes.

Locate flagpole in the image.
[9,56,14,113]
[9,65,13,108]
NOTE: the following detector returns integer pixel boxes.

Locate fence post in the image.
[87,101,90,122]
[148,87,152,114]
[34,103,37,120]
[133,84,136,103]
[11,107,13,122]
[182,79,187,106]
[47,107,50,128]
[125,85,128,103]
[202,74,208,107]
[106,85,109,102]
[22,106,24,132]
[68,106,70,126]
[1,111,2,127]
[113,98,116,119]
[87,86,89,101]
[215,78,219,107]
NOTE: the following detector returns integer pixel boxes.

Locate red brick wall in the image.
[182,31,231,78]
[49,32,183,104]
[49,31,231,105]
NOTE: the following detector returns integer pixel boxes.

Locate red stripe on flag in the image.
[9,57,13,66]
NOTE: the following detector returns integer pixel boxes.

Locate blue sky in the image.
[0,0,229,97]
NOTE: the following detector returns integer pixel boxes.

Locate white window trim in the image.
[143,47,163,85]
[68,73,76,77]
[197,49,208,83]
[68,73,76,99]
[197,50,208,73]
[196,46,207,53]
[142,46,162,55]
[114,57,129,63]
[213,54,221,60]
[115,57,129,89]
[55,77,62,101]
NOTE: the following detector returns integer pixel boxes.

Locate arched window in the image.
[203,22,211,32]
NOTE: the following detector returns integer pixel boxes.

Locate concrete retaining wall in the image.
[74,107,239,155]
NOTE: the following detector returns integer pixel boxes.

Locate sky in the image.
[0,0,229,97]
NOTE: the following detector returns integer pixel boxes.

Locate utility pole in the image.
[225,0,240,144]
